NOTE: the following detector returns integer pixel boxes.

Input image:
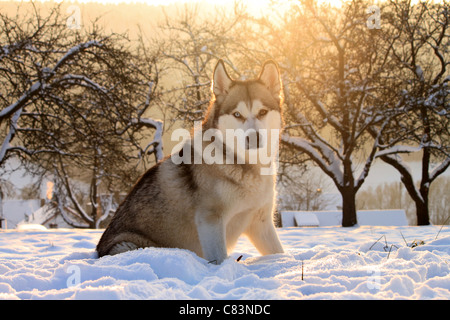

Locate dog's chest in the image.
[219,174,274,212]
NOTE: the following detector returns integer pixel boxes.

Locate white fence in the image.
[281,210,408,227]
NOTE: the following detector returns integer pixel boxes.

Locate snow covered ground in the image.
[0,225,449,300]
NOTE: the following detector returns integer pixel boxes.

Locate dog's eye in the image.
[233,111,242,118]
[258,109,268,117]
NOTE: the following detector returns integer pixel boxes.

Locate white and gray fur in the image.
[96,60,284,263]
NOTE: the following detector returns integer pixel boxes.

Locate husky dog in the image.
[96,60,284,264]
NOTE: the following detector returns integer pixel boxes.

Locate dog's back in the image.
[96,159,200,257]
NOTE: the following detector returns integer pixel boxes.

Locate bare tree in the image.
[152,3,248,125]
[370,0,449,225]
[278,165,331,212]
[0,4,163,228]
[257,0,397,226]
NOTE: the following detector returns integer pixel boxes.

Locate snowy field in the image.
[0,225,449,300]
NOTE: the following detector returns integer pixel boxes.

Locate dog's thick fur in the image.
[96,60,284,263]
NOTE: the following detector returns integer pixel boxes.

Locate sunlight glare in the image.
[46,181,54,201]
[2,0,347,14]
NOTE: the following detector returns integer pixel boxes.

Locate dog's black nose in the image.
[245,131,262,149]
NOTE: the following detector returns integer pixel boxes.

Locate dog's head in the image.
[204,60,283,151]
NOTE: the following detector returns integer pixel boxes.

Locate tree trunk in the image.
[418,105,431,226]
[377,153,433,226]
[416,183,430,225]
[415,199,430,226]
[341,187,358,227]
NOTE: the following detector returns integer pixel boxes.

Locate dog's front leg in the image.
[245,205,284,256]
[195,209,228,264]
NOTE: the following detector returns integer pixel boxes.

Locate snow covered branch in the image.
[281,133,344,187]
[0,108,23,164]
[135,118,164,162]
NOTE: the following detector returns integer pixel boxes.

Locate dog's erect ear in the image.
[213,60,232,97]
[259,60,281,99]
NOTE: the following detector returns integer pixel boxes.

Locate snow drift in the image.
[0,226,449,299]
